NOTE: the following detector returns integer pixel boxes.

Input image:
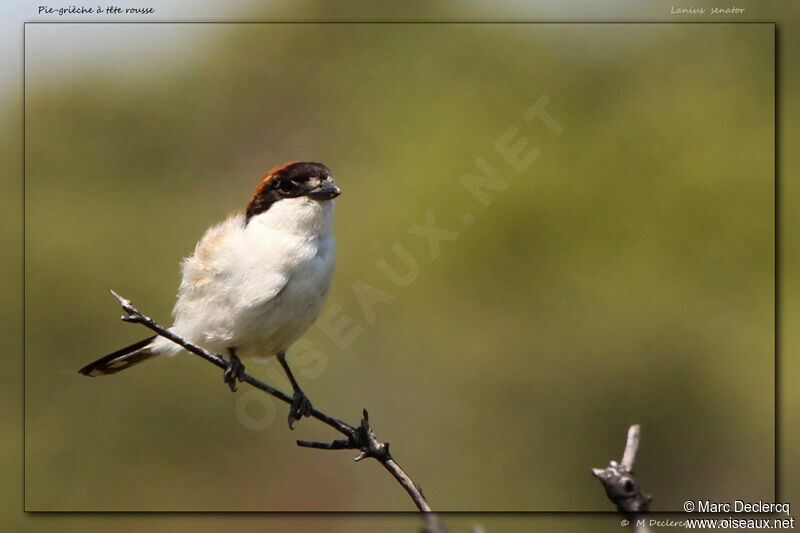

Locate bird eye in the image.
[276,180,297,194]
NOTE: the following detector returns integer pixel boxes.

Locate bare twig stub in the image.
[106,289,445,531]
[592,425,652,531]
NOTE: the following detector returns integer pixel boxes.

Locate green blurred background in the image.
[6,1,795,531]
[24,20,773,512]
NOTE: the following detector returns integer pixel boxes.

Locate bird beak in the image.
[308,180,341,200]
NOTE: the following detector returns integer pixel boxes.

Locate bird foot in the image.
[223,354,245,392]
[288,389,313,430]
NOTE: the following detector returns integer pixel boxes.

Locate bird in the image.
[79,161,341,428]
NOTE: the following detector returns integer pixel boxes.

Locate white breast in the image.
[154,197,336,359]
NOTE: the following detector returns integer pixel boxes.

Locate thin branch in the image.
[620,424,640,471]
[108,289,445,531]
[592,424,652,532]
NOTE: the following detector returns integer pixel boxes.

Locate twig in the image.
[592,425,652,532]
[620,424,640,472]
[108,289,445,531]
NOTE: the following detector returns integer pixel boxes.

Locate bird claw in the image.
[223,355,245,392]
[288,390,313,430]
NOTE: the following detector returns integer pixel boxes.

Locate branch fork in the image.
[298,409,390,462]
[593,425,652,531]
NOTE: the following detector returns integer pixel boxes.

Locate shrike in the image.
[79,161,340,428]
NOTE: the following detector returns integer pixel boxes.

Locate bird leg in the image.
[223,348,245,392]
[278,350,313,429]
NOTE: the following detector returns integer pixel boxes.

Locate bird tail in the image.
[79,336,159,377]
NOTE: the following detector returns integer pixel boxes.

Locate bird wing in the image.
[171,213,291,338]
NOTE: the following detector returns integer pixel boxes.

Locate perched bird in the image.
[79,161,341,428]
